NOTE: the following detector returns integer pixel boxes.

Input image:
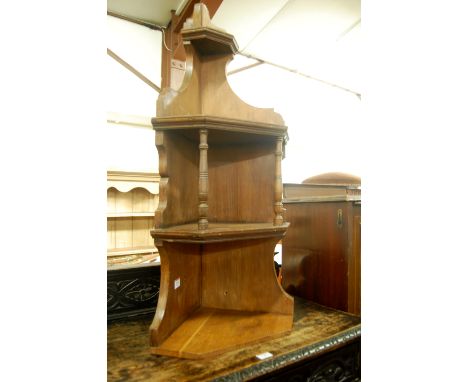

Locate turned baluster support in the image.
[199,129,209,230]
[274,136,284,226]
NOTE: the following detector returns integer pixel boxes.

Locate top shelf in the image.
[151,222,289,243]
[152,116,287,141]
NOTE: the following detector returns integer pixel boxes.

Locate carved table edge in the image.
[211,325,361,382]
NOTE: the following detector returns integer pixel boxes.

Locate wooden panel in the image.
[155,131,199,227]
[107,188,116,214]
[199,54,284,125]
[201,238,292,314]
[107,218,116,249]
[157,45,285,126]
[132,188,150,213]
[150,241,201,346]
[115,189,133,213]
[347,207,361,315]
[208,142,275,223]
[282,202,348,311]
[132,216,153,247]
[114,217,133,249]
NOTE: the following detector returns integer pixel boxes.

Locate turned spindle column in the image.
[274,136,284,226]
[198,129,209,230]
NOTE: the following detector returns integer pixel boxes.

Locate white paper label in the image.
[174,278,181,289]
[256,352,273,360]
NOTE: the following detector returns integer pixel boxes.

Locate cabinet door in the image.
[347,210,361,315]
[282,202,349,311]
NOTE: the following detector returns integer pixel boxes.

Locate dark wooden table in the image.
[108,298,360,381]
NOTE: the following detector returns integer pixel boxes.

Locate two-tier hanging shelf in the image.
[149,3,293,359]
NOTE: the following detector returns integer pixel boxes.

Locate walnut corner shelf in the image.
[148,3,293,359]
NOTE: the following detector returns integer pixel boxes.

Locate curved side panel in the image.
[156,45,201,118]
[201,54,285,126]
[149,241,201,346]
[155,42,285,127]
[154,131,167,228]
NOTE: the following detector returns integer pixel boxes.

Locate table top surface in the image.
[108,299,361,382]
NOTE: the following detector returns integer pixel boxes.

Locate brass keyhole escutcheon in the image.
[337,209,343,229]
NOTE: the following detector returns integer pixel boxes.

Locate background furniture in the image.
[281,172,361,315]
[149,3,293,359]
[107,263,161,321]
[107,171,160,268]
[107,171,161,320]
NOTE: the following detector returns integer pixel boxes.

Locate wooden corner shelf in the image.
[147,3,293,359]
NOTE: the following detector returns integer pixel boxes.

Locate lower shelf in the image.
[151,307,293,359]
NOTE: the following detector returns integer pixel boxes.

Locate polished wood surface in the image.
[152,308,292,359]
[154,130,199,228]
[149,3,292,358]
[200,238,292,314]
[208,142,276,223]
[348,214,361,314]
[150,232,293,358]
[150,241,201,347]
[282,180,361,315]
[198,129,209,229]
[108,299,360,381]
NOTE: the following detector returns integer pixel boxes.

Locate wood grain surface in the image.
[108,298,360,381]
[282,192,361,315]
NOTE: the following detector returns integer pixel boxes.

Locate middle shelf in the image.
[151,222,289,243]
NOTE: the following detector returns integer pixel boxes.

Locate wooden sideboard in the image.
[107,171,162,320]
[281,173,361,315]
[107,171,160,268]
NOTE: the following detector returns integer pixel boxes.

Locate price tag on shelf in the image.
[256,352,273,360]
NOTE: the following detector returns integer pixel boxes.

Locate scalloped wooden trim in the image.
[107,171,160,194]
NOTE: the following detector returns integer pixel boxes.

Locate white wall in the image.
[226,59,362,183]
[106,15,161,173]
